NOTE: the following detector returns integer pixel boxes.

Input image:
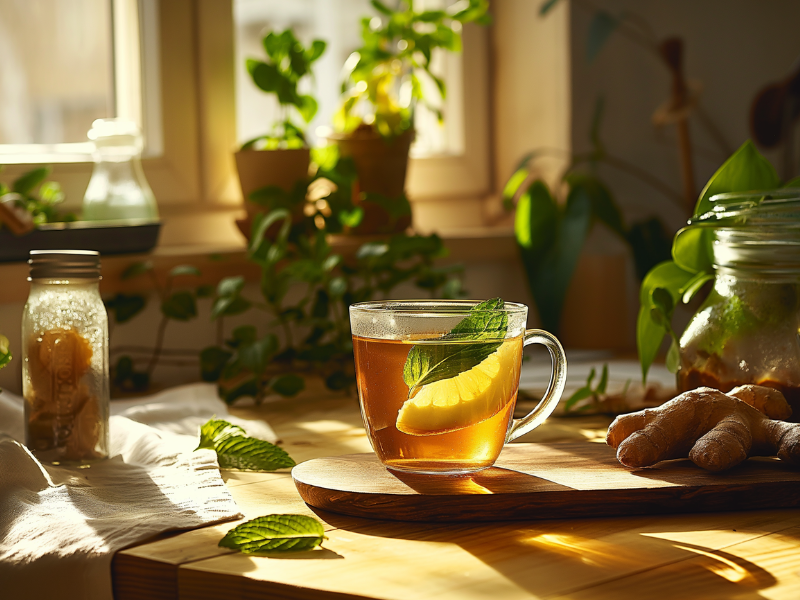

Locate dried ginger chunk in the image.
[26,328,101,461]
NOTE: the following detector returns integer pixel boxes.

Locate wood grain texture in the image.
[115,393,800,600]
[292,443,800,522]
[179,510,800,600]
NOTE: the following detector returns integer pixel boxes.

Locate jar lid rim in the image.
[28,250,101,280]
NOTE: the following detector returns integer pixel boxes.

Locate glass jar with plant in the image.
[330,0,490,234]
[638,141,800,418]
[235,29,326,237]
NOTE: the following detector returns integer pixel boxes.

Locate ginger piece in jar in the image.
[26,328,101,461]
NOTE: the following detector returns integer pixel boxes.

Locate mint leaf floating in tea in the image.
[197,418,296,471]
[398,298,521,435]
[403,298,509,394]
[219,514,326,554]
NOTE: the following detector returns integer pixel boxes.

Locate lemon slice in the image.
[396,339,521,435]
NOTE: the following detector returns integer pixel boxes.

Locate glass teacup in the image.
[350,299,567,474]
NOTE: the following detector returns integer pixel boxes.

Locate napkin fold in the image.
[0,383,271,600]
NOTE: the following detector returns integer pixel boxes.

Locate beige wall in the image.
[569,0,800,231]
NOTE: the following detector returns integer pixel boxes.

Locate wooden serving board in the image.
[292,442,800,522]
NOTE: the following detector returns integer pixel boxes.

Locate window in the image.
[233,0,463,156]
[232,0,490,207]
[0,0,113,158]
[0,0,493,247]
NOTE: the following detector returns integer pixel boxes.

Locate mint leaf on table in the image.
[215,435,296,471]
[402,298,508,396]
[196,418,295,471]
[196,418,246,450]
[219,514,326,554]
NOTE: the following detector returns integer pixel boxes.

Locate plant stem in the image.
[147,316,169,376]
[694,105,733,157]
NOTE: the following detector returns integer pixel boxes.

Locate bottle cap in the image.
[28,250,101,281]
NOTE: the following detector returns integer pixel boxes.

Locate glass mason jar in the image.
[22,250,110,463]
[678,190,800,419]
[82,118,159,222]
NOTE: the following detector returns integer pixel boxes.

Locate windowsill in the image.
[0,222,517,304]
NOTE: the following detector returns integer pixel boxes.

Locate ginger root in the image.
[607,385,800,472]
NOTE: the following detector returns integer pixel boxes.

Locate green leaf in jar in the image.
[219,514,326,554]
[698,294,759,356]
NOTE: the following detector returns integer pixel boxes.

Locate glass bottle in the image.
[22,250,110,463]
[82,118,159,222]
[678,190,800,419]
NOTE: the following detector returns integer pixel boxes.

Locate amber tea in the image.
[354,335,522,473]
[350,299,567,475]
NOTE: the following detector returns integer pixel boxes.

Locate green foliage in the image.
[0,334,11,371]
[108,262,204,393]
[241,29,326,149]
[336,0,490,138]
[219,515,325,554]
[563,364,609,412]
[586,11,620,63]
[112,355,149,392]
[201,157,463,405]
[107,158,463,402]
[0,165,74,228]
[104,294,146,324]
[636,141,786,383]
[504,95,674,335]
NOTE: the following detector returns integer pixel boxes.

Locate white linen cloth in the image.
[0,383,275,600]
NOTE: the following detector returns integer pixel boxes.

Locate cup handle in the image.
[506,329,568,443]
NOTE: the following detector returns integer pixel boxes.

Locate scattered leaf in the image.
[219,515,325,554]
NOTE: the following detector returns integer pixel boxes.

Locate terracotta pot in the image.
[329,129,414,235]
[234,148,310,239]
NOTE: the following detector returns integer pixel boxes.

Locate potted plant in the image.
[235,29,326,236]
[331,0,490,234]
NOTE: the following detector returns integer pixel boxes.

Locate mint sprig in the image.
[196,418,295,471]
[402,298,508,396]
[219,514,326,554]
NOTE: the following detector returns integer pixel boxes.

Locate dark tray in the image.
[0,220,161,262]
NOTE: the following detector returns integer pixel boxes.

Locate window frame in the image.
[0,0,495,249]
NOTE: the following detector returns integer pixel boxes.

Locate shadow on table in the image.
[313,505,790,598]
[299,438,800,598]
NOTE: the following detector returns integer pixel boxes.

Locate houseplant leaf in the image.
[531,183,592,333]
[586,11,619,63]
[161,291,197,321]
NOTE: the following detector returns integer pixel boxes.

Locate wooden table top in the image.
[113,393,800,600]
